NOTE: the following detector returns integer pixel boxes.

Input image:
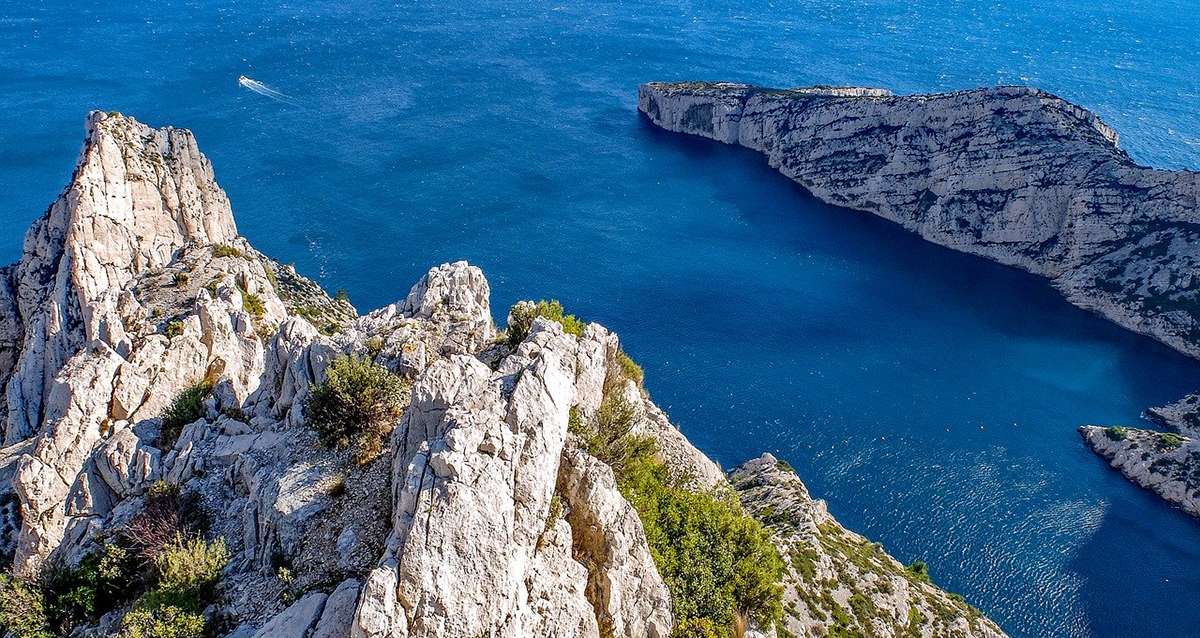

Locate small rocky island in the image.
[639,81,1200,520]
[0,113,1004,637]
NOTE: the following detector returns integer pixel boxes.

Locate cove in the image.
[3,1,1200,635]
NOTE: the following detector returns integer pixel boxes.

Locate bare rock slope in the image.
[0,112,1005,638]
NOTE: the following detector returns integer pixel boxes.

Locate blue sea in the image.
[3,2,1200,636]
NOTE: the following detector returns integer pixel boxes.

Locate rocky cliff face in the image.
[638,82,1200,360]
[639,81,1200,521]
[0,113,1006,638]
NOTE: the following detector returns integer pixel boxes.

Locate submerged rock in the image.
[0,111,1009,637]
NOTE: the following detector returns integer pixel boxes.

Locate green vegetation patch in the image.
[1157,432,1186,451]
[211,244,243,259]
[506,299,585,346]
[305,355,409,464]
[1104,426,1129,442]
[160,381,213,449]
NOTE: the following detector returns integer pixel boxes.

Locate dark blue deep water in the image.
[3,2,1200,636]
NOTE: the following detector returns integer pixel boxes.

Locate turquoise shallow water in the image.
[3,2,1200,635]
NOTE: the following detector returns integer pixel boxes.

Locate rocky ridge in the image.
[638,81,1200,519]
[0,112,1006,638]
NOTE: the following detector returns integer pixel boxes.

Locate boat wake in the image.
[238,75,301,106]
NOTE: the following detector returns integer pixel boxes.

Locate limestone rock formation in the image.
[0,112,1009,638]
[1079,426,1200,517]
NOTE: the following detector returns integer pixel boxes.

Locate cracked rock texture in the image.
[0,112,1007,637]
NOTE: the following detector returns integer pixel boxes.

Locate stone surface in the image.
[1080,426,1200,517]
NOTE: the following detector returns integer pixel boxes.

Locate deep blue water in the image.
[4,2,1200,636]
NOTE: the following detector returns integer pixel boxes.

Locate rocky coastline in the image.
[0,112,1005,637]
[639,80,1200,520]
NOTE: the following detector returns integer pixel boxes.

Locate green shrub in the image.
[335,289,350,303]
[1157,432,1186,450]
[153,535,228,599]
[172,272,189,287]
[577,396,784,637]
[620,457,784,637]
[44,542,140,631]
[571,396,657,480]
[160,382,212,448]
[905,560,931,584]
[212,244,242,259]
[0,574,52,638]
[242,290,265,318]
[615,350,644,387]
[1104,426,1128,442]
[775,459,796,474]
[506,300,585,346]
[120,605,204,638]
[305,355,408,464]
[118,535,227,638]
[164,319,184,339]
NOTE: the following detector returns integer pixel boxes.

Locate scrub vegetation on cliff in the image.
[571,353,785,637]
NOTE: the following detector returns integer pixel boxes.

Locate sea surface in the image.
[3,2,1200,636]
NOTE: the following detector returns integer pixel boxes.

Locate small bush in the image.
[242,290,265,319]
[211,244,242,259]
[164,319,184,339]
[775,458,796,474]
[905,560,931,584]
[120,605,204,638]
[1157,432,1186,450]
[305,355,408,464]
[1104,426,1128,442]
[335,289,350,303]
[506,300,585,346]
[172,273,189,287]
[615,350,644,387]
[119,535,227,638]
[0,574,52,638]
[571,396,656,479]
[153,535,228,599]
[621,456,784,637]
[45,542,140,631]
[160,382,212,449]
[204,279,220,296]
[120,481,208,562]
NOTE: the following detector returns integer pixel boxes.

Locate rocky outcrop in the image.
[639,82,1200,360]
[732,454,1006,638]
[1079,426,1200,516]
[0,112,1008,638]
